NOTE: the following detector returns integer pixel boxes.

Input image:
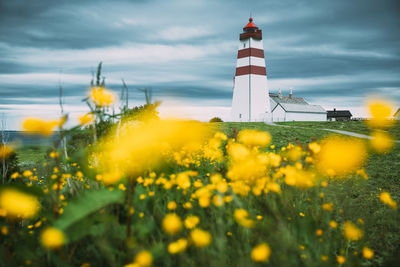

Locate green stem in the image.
[125,177,137,262]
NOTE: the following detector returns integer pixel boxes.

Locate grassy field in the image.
[5,121,400,266]
[275,120,400,140]
[217,122,400,265]
[15,145,51,169]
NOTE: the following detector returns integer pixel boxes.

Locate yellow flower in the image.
[227,142,250,162]
[234,209,255,228]
[224,195,233,203]
[265,182,281,194]
[176,172,191,189]
[79,113,95,125]
[321,255,328,261]
[168,238,188,254]
[379,192,398,209]
[184,215,200,229]
[90,87,115,107]
[101,171,124,185]
[251,243,271,262]
[370,131,394,153]
[362,247,374,259]
[118,184,126,191]
[49,152,58,158]
[237,129,271,147]
[162,213,182,235]
[40,227,65,249]
[1,226,8,235]
[134,250,152,267]
[366,99,395,128]
[281,166,315,188]
[0,145,13,159]
[315,229,323,236]
[0,188,40,219]
[267,152,281,167]
[216,182,228,193]
[322,202,334,212]
[227,143,268,185]
[11,172,19,179]
[183,202,192,209]
[212,195,224,207]
[329,220,338,229]
[22,117,62,136]
[167,201,177,210]
[356,168,368,179]
[190,228,212,247]
[308,142,321,154]
[343,221,363,241]
[316,136,367,177]
[287,146,303,162]
[337,255,346,264]
[96,119,210,183]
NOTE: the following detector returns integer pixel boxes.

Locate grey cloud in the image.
[0,0,399,128]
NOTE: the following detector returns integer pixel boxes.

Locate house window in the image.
[243,43,246,48]
[239,114,242,118]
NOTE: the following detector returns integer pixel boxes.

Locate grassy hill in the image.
[216,121,400,265]
[9,121,400,266]
[275,120,400,140]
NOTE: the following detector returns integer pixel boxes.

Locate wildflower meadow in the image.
[0,86,399,267]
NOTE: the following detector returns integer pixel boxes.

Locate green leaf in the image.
[54,188,124,230]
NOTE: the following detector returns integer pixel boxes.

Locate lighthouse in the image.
[231,18,271,122]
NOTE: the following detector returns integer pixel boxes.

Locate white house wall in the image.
[285,112,326,121]
[271,105,286,122]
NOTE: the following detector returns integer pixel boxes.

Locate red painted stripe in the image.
[237,48,264,59]
[240,31,262,41]
[235,65,266,76]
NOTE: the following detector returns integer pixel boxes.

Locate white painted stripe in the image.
[236,57,266,68]
[238,38,264,50]
[249,38,264,49]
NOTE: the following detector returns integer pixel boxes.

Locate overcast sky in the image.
[0,0,399,129]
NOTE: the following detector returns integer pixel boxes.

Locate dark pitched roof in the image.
[269,93,308,105]
[327,110,352,117]
[275,103,326,114]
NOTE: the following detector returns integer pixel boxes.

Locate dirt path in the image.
[265,121,400,143]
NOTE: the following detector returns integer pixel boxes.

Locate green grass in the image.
[216,121,400,266]
[215,122,330,147]
[11,121,400,266]
[15,144,51,169]
[275,120,400,140]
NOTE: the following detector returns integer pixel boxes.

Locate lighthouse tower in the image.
[231,18,270,122]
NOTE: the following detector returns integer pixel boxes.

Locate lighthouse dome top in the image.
[244,18,258,29]
[240,18,262,40]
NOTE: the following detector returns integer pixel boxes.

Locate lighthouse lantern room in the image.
[231,18,271,122]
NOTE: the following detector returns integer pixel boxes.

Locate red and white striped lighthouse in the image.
[231,18,271,122]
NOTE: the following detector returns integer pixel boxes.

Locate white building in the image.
[270,89,327,122]
[230,18,326,122]
[231,18,270,122]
